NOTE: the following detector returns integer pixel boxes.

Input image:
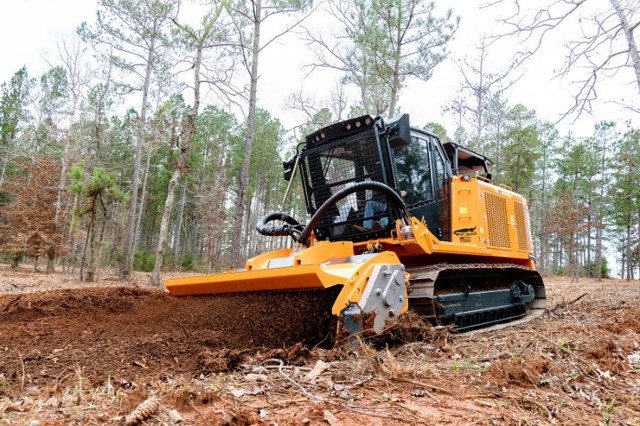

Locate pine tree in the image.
[69,165,127,281]
[307,0,457,116]
[0,67,34,189]
[79,0,176,279]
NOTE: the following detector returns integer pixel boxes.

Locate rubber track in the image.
[406,263,546,330]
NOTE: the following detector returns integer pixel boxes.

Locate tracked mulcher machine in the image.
[166,114,545,344]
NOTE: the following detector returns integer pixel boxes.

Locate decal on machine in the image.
[454,226,477,237]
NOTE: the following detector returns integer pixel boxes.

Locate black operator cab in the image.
[388,128,453,241]
[284,114,459,243]
[286,115,410,242]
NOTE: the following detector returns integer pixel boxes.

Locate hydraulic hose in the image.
[256,212,303,238]
[297,181,409,245]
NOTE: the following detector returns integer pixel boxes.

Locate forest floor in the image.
[0,264,639,425]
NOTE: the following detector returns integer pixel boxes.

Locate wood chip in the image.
[323,410,340,425]
[169,409,184,423]
[305,360,329,381]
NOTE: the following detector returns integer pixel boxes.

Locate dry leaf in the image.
[305,360,329,381]
[323,410,340,425]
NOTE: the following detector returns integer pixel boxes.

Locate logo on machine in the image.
[454,226,477,237]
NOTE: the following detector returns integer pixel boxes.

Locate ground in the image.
[0,265,639,425]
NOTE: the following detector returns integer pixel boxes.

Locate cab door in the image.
[390,133,451,241]
[429,135,451,241]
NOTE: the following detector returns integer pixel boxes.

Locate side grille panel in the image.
[484,192,511,249]
[513,202,530,252]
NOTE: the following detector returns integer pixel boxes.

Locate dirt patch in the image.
[198,348,246,374]
[170,387,218,412]
[484,355,550,387]
[120,387,149,415]
[602,308,640,334]
[585,336,617,360]
[1,271,640,425]
[0,286,339,388]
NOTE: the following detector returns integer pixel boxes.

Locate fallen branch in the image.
[2,295,21,312]
[170,317,191,338]
[273,358,432,424]
[552,293,589,312]
[396,377,454,396]
[18,351,25,391]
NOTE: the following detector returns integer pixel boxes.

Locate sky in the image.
[1,0,637,139]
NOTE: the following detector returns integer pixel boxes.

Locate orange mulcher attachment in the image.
[165,182,412,342]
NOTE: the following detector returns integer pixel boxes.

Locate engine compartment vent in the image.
[485,192,511,249]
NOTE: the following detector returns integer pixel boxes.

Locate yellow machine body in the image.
[166,114,545,340]
[166,177,539,325]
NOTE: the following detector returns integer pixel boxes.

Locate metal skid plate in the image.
[341,264,408,336]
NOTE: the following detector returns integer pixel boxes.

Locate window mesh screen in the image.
[301,129,390,240]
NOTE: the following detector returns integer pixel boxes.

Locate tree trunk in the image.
[586,210,592,277]
[626,215,632,280]
[120,36,156,279]
[514,152,521,192]
[595,135,607,281]
[150,38,203,285]
[610,0,640,94]
[50,94,79,275]
[539,145,548,275]
[172,178,188,256]
[388,5,403,118]
[11,253,20,269]
[87,209,101,282]
[81,197,97,281]
[231,0,262,268]
[134,142,152,252]
[0,153,8,189]
[150,169,180,285]
[45,246,55,274]
[570,232,577,282]
[595,225,603,280]
[54,127,71,226]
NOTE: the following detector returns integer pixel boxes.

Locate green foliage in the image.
[78,0,176,85]
[423,122,451,143]
[133,250,155,272]
[297,108,334,139]
[39,66,69,121]
[317,0,458,115]
[227,108,286,199]
[69,164,128,207]
[0,67,34,147]
[499,104,541,195]
[586,257,609,278]
[171,3,226,51]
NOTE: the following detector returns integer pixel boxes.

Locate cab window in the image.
[431,137,446,194]
[391,136,433,206]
